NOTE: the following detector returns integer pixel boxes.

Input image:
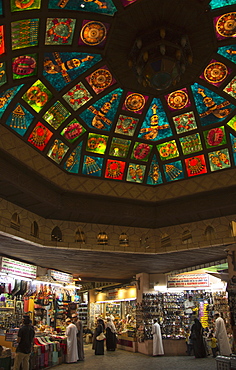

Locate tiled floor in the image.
[56,344,218,370]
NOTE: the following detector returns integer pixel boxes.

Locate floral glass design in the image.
[138,98,172,142]
[64,143,82,174]
[43,52,102,91]
[22,80,52,113]
[179,133,202,155]
[105,159,125,180]
[63,82,92,110]
[109,137,131,158]
[157,140,179,161]
[61,119,86,143]
[131,142,152,162]
[48,0,117,16]
[47,139,69,164]
[12,54,37,79]
[86,133,108,154]
[172,111,197,134]
[0,85,24,118]
[45,18,76,45]
[115,115,139,136]
[11,19,39,49]
[6,104,34,136]
[163,160,184,182]
[223,76,236,99]
[203,126,226,148]
[43,101,70,130]
[127,163,146,183]
[10,0,41,12]
[185,155,207,177]
[82,155,104,177]
[146,156,163,186]
[208,148,231,171]
[28,122,53,151]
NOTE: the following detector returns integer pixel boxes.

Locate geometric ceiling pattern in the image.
[0,0,236,187]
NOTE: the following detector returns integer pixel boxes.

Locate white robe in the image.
[66,323,78,363]
[152,322,164,356]
[215,317,231,356]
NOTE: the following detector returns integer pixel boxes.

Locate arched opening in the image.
[205,225,216,241]
[51,226,62,242]
[182,229,192,244]
[75,228,86,244]
[11,212,20,231]
[31,221,39,238]
[97,232,108,245]
[119,232,129,247]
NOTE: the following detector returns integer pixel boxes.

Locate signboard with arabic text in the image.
[167,273,209,288]
[0,257,37,279]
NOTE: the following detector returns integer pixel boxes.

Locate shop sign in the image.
[51,269,73,283]
[0,257,37,279]
[106,289,118,300]
[167,273,209,288]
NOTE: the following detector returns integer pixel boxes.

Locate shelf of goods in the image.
[77,303,88,325]
[31,334,67,369]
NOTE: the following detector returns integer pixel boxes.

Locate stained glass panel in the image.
[214,13,236,41]
[208,148,231,171]
[131,142,152,162]
[61,119,86,143]
[0,1,2,15]
[127,163,146,183]
[82,155,103,177]
[12,54,37,79]
[49,0,117,16]
[157,140,179,161]
[218,45,236,64]
[223,76,236,99]
[123,92,148,114]
[28,122,53,151]
[104,159,125,180]
[0,85,24,118]
[10,0,41,11]
[11,19,39,50]
[210,0,236,9]
[45,18,76,45]
[22,80,52,113]
[203,126,226,148]
[6,104,34,136]
[172,111,197,134]
[179,133,202,155]
[227,115,236,131]
[164,161,184,182]
[62,82,92,110]
[0,26,5,55]
[165,88,191,111]
[109,137,131,158]
[86,133,108,154]
[86,66,116,94]
[185,155,207,177]
[0,62,7,87]
[79,20,109,47]
[64,143,82,173]
[43,101,70,130]
[146,156,163,185]
[200,59,230,86]
[115,115,139,136]
[47,139,69,163]
[230,133,236,165]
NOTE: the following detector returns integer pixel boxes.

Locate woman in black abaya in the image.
[93,319,105,355]
[190,318,207,358]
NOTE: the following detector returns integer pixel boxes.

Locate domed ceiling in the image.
[0,0,236,187]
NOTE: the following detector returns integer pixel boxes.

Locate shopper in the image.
[93,318,105,355]
[214,311,231,356]
[190,318,206,358]
[13,316,35,370]
[151,319,164,356]
[65,318,78,363]
[71,313,84,361]
[185,329,193,356]
[105,317,117,351]
[208,332,218,357]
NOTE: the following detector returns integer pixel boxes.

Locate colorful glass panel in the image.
[230,133,236,165]
[104,159,125,180]
[127,163,146,183]
[61,119,86,143]
[86,133,108,154]
[200,59,230,86]
[109,137,131,158]
[214,13,236,40]
[12,54,37,79]
[218,45,236,64]
[157,140,179,161]
[210,0,236,9]
[79,88,123,131]
[172,111,197,134]
[146,156,163,186]
[0,62,7,87]
[62,82,92,110]
[11,19,39,49]
[43,52,102,91]
[10,0,41,11]
[123,92,148,114]
[0,85,24,118]
[223,76,236,99]
[0,25,5,55]
[0,1,2,15]
[208,148,231,171]
[165,88,191,111]
[227,115,236,131]
[43,101,70,130]
[22,80,52,113]
[185,155,207,177]
[131,142,152,162]
[45,18,76,45]
[28,122,53,151]
[203,126,226,148]
[120,0,137,6]
[6,104,34,136]
[138,98,172,142]
[115,115,139,136]
[48,0,117,16]
[82,155,103,177]
[86,66,115,94]
[47,139,69,164]
[179,133,202,155]
[79,20,109,47]
[164,160,184,182]
[64,143,82,174]
[191,82,235,126]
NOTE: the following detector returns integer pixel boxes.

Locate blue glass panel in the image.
[218,45,236,64]
[191,82,235,126]
[0,1,2,15]
[82,155,104,177]
[79,88,123,131]
[208,148,231,171]
[138,98,172,142]
[6,104,34,136]
[210,0,236,9]
[146,155,163,185]
[163,160,184,182]
[48,0,117,16]
[64,143,82,173]
[0,85,24,118]
[126,163,146,183]
[230,133,236,165]
[43,52,102,91]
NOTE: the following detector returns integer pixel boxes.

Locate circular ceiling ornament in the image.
[90,69,112,89]
[167,90,188,110]
[216,12,236,37]
[204,62,228,84]
[125,93,145,111]
[81,21,107,46]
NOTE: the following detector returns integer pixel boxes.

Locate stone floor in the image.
[56,344,218,370]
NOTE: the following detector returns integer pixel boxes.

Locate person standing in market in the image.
[105,317,117,351]
[65,318,78,363]
[214,311,231,356]
[72,313,84,361]
[184,295,195,318]
[93,318,105,355]
[151,319,164,356]
[13,315,35,370]
[190,318,206,358]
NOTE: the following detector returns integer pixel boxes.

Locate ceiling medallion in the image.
[216,12,236,38]
[90,68,112,89]
[124,93,145,111]
[204,62,228,84]
[80,21,107,45]
[167,90,188,110]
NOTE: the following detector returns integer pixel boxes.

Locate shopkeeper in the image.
[184,296,195,316]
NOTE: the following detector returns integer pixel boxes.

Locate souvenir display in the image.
[208,148,231,171]
[11,19,39,49]
[22,80,52,113]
